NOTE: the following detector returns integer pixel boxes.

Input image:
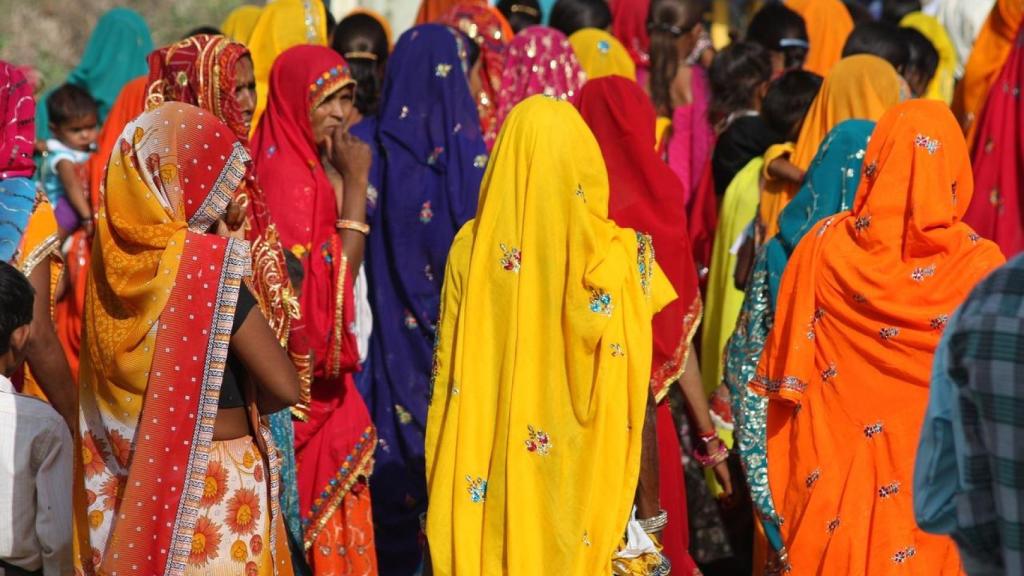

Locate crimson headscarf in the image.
[577,75,701,399]
[965,26,1024,257]
[146,34,251,143]
[612,0,651,69]
[251,45,357,379]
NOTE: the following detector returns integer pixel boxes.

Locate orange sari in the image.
[953,0,1023,149]
[760,55,901,239]
[753,100,1005,574]
[786,0,853,78]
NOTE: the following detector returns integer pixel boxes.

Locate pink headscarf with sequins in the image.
[0,62,36,179]
[495,26,586,130]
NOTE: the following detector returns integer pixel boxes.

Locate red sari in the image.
[251,45,377,575]
[965,26,1024,258]
[579,76,703,576]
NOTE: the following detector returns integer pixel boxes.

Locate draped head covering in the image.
[900,11,957,104]
[931,0,996,79]
[440,4,513,148]
[760,55,902,239]
[0,62,37,264]
[417,0,486,25]
[723,118,875,554]
[569,28,637,81]
[364,24,488,571]
[578,76,700,400]
[36,8,153,140]
[965,24,1024,258]
[221,5,263,45]
[786,0,854,77]
[146,34,251,143]
[752,100,1004,574]
[577,75,702,575]
[78,102,264,574]
[87,78,148,212]
[0,62,35,181]
[425,94,675,575]
[954,0,1024,149]
[252,44,353,380]
[247,0,329,131]
[251,46,375,556]
[496,26,586,128]
[611,0,651,70]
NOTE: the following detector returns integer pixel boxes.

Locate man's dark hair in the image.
[762,69,823,140]
[549,0,612,37]
[0,261,34,356]
[842,21,910,73]
[46,83,98,126]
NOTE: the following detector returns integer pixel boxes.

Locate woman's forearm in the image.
[635,388,660,519]
[677,352,715,434]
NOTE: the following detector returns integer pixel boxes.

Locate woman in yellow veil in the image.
[221,5,264,45]
[247,0,329,130]
[425,96,676,575]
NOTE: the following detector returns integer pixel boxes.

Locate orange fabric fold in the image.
[753,100,1004,574]
[787,0,853,77]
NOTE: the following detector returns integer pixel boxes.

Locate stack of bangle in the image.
[336,219,370,235]
[694,431,728,468]
[637,509,669,534]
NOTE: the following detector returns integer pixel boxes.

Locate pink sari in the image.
[662,65,718,281]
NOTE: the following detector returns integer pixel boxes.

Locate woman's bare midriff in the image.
[213,406,251,440]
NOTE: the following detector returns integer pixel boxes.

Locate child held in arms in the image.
[42,84,98,240]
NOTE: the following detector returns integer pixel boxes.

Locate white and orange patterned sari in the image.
[77,102,291,575]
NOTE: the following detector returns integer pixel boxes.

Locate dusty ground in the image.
[1,0,256,94]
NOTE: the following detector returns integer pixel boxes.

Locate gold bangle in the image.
[336,219,370,235]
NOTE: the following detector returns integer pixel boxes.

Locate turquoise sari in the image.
[723,119,875,552]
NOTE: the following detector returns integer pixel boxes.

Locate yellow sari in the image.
[425,96,675,575]
[701,157,762,398]
[247,0,328,131]
[221,5,263,45]
[569,28,637,81]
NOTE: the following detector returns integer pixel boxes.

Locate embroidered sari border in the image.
[302,425,377,550]
[654,296,704,404]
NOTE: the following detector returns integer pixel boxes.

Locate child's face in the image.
[52,113,98,152]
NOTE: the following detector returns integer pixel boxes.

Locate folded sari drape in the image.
[78,102,292,575]
[964,24,1024,258]
[426,96,675,575]
[753,100,1004,574]
[723,119,874,557]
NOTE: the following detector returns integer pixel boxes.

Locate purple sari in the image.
[362,24,488,575]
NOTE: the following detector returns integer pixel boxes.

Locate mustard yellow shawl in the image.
[425,96,675,575]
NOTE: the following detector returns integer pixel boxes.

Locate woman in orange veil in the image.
[786,0,853,77]
[953,0,1023,149]
[753,100,1005,574]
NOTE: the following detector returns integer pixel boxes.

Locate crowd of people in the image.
[0,0,1021,574]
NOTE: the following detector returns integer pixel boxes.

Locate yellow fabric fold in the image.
[425,96,674,575]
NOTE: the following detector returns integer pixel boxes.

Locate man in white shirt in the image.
[0,261,72,576]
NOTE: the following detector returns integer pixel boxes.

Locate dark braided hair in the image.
[331,13,390,117]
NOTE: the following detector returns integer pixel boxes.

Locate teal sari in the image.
[36,8,152,140]
[723,119,875,553]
